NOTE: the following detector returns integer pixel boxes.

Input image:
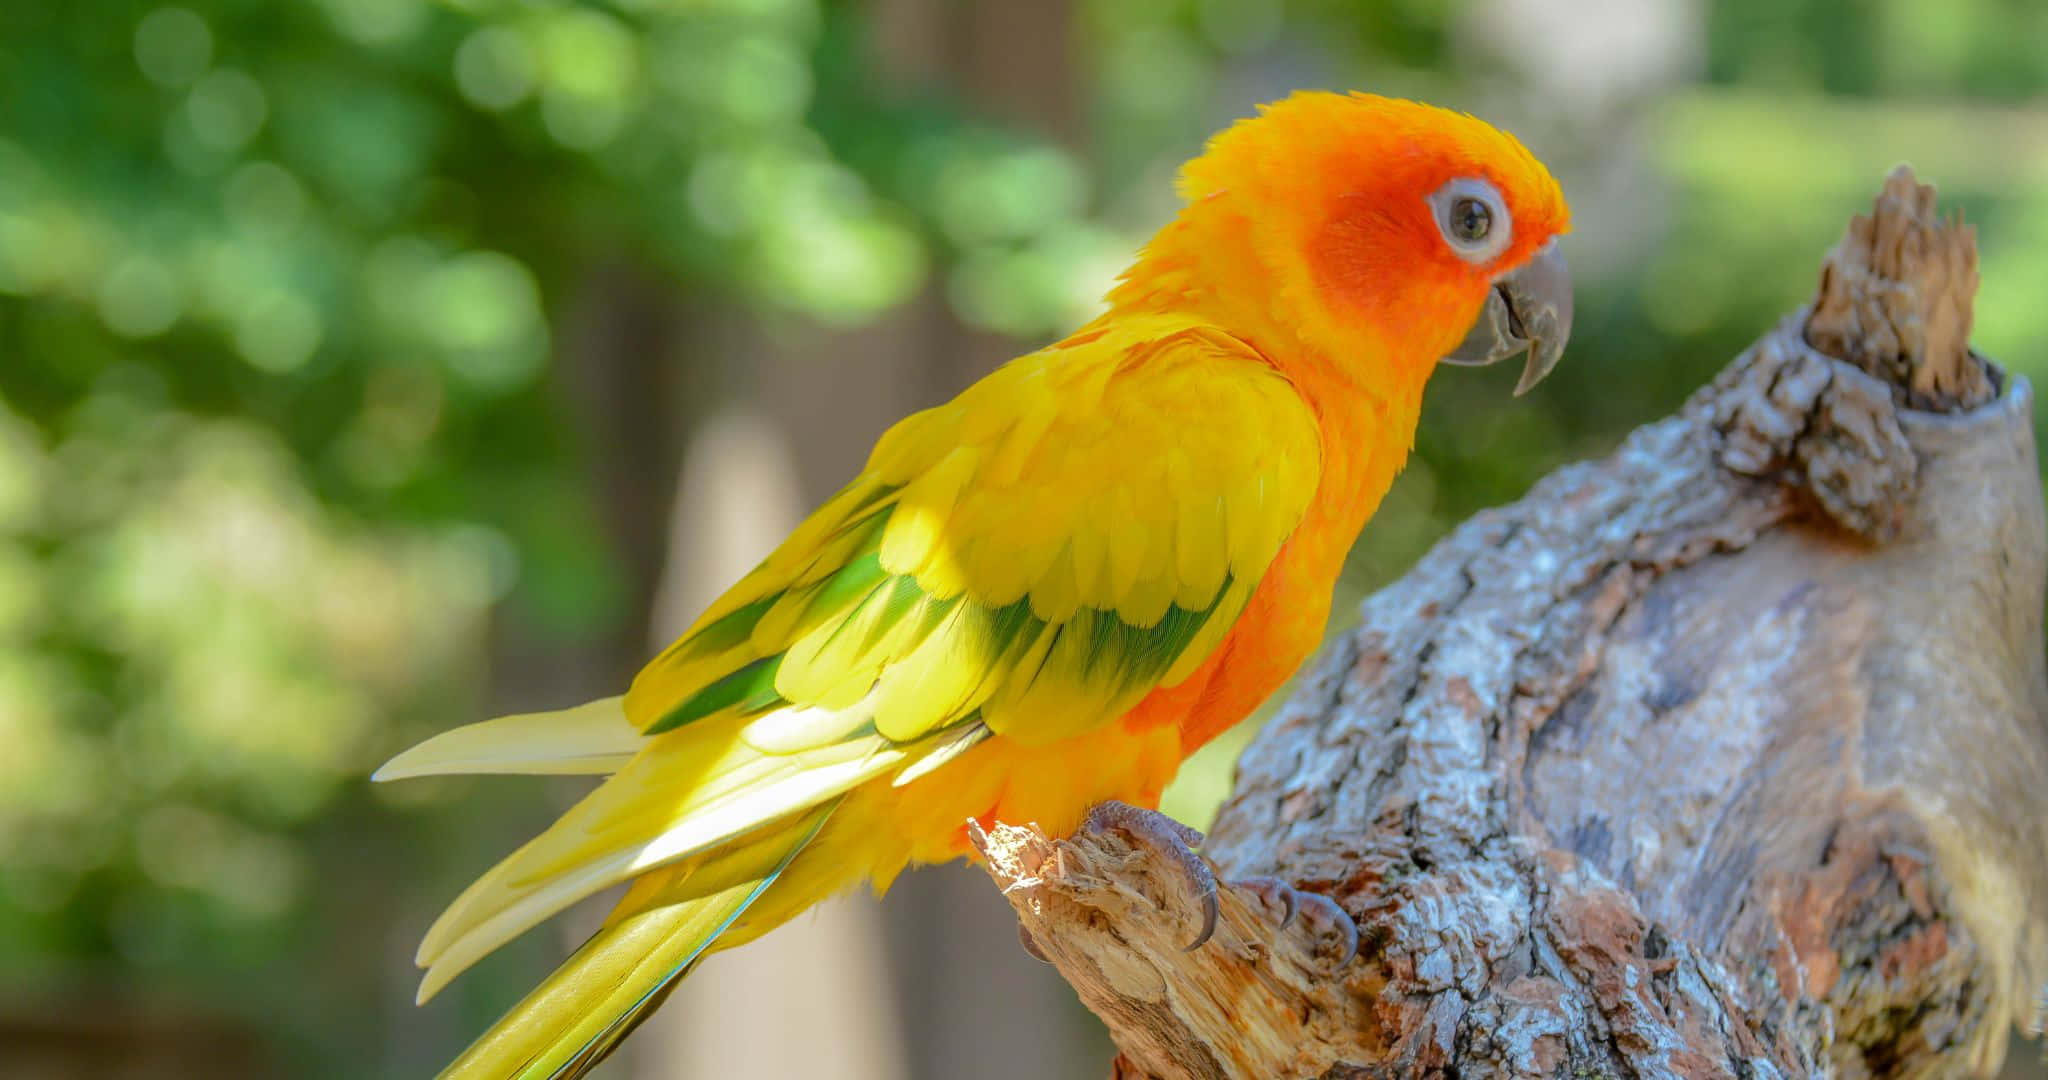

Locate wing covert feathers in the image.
[626,314,1322,748]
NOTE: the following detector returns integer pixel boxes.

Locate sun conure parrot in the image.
[376,90,1573,1079]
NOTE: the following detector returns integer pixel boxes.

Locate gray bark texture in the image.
[974,169,2048,1079]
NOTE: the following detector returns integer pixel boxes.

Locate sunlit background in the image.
[2,1,2046,1077]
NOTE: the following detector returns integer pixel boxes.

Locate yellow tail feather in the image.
[381,696,958,1076]
[438,805,834,1080]
[383,697,926,1003]
[374,697,639,781]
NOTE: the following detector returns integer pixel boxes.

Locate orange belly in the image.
[1141,532,1337,752]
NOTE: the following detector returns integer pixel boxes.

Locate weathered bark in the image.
[977,170,2048,1078]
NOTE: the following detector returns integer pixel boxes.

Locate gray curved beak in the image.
[1441,240,1572,396]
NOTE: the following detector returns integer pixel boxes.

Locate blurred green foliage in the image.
[1,0,2045,1075]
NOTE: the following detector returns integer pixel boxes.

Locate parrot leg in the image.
[1078,800,1219,951]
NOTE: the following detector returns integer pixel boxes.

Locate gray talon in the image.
[1078,800,1219,951]
[1183,890,1220,953]
[1018,924,1052,964]
[1294,891,1359,968]
[1234,875,1299,929]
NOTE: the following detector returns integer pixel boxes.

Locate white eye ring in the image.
[1427,177,1513,265]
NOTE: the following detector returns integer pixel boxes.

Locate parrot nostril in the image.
[1497,282,1528,341]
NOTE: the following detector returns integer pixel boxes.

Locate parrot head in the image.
[1125,91,1574,395]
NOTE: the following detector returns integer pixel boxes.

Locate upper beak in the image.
[1441,240,1573,396]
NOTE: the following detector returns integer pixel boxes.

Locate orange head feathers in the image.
[1111,91,1573,395]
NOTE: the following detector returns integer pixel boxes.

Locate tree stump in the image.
[974,169,2048,1078]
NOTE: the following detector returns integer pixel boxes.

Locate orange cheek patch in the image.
[1306,193,1399,310]
[1305,194,1470,327]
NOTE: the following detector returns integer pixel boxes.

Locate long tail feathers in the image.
[380,696,970,1073]
[386,697,919,1003]
[374,697,641,780]
[376,694,931,1077]
[437,804,835,1080]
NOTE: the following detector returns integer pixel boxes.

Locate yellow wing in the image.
[385,313,1324,1005]
[628,312,1324,748]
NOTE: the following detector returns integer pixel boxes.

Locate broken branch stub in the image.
[1805,166,1990,412]
[977,168,2048,1078]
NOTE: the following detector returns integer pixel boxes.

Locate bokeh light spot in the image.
[936,145,1088,245]
[540,93,628,150]
[97,256,185,338]
[234,289,323,372]
[715,36,812,124]
[454,25,536,110]
[541,9,638,101]
[317,0,426,47]
[0,212,56,296]
[765,213,925,323]
[134,7,213,89]
[185,69,269,152]
[426,251,547,390]
[224,161,307,235]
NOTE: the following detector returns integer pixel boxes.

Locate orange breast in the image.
[1122,529,1338,753]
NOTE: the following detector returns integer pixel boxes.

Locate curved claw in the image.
[1233,875,1300,929]
[1294,891,1359,969]
[1077,800,1219,951]
[1182,888,1221,953]
[1018,923,1052,964]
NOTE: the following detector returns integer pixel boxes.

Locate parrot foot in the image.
[1078,800,1218,952]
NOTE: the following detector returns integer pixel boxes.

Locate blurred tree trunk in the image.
[980,172,2048,1079]
[0,1007,267,1080]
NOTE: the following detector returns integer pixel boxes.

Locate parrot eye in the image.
[1450,198,1491,241]
[1428,177,1513,265]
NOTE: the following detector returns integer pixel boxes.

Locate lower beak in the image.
[1441,240,1573,396]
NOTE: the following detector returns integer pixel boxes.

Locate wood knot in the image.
[1708,321,1917,541]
